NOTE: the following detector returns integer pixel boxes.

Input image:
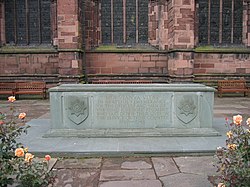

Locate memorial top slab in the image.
[49,84,216,92]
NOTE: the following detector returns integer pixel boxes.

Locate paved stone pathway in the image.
[51,156,217,187]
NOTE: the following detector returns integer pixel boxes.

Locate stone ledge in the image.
[0,46,58,54]
[49,83,216,92]
[44,128,220,138]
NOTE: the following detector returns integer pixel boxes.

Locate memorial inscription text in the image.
[95,95,170,124]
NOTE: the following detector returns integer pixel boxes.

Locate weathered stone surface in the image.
[54,158,102,169]
[100,169,156,181]
[101,157,125,170]
[102,157,151,170]
[152,157,180,177]
[173,156,216,176]
[160,173,211,187]
[53,169,99,187]
[121,161,152,169]
[99,180,162,187]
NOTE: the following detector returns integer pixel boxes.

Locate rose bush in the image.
[0,96,54,187]
[215,114,250,187]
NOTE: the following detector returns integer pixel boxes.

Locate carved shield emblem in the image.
[176,95,198,125]
[66,97,89,125]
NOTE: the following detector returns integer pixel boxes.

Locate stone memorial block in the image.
[46,84,218,137]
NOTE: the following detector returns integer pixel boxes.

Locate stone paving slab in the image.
[159,173,212,187]
[100,169,156,181]
[102,157,152,170]
[51,156,217,187]
[174,156,216,176]
[121,160,152,169]
[152,157,180,177]
[53,169,100,187]
[54,158,102,169]
[99,180,162,187]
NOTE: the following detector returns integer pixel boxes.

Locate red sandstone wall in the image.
[168,52,194,81]
[57,0,83,82]
[148,1,170,50]
[0,0,249,85]
[85,52,168,75]
[171,0,195,49]
[148,0,195,49]
[57,0,81,49]
[158,2,169,50]
[0,53,59,75]
[84,0,100,50]
[194,53,250,74]
[148,1,159,47]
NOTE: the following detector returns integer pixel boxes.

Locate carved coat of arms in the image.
[66,96,89,125]
[176,95,198,125]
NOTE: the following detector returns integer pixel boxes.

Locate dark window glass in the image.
[41,0,51,43]
[233,0,243,44]
[101,0,111,44]
[5,0,51,45]
[222,0,232,44]
[198,0,243,45]
[5,1,15,44]
[113,0,123,44]
[210,0,220,44]
[126,0,136,44]
[16,0,27,44]
[29,0,40,44]
[101,0,148,45]
[198,0,208,44]
[138,0,148,43]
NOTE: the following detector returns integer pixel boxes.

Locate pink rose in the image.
[45,155,51,161]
